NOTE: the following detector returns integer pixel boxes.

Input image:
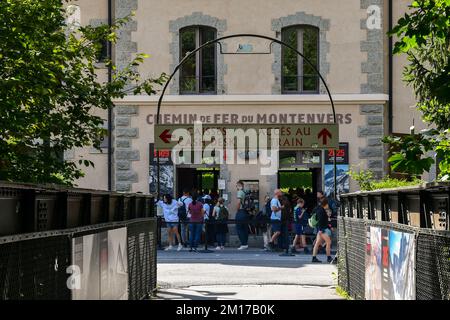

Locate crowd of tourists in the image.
[156,181,338,262]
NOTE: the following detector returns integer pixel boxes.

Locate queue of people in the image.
[157,183,337,263]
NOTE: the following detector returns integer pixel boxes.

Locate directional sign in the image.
[154,123,338,151]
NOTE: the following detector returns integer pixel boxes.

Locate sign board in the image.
[217,179,226,190]
[154,124,338,151]
[325,142,349,164]
[149,143,172,165]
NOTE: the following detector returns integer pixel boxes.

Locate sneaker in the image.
[215,246,222,250]
[220,246,225,250]
[177,244,183,251]
[238,245,249,250]
[312,256,322,263]
[164,245,173,251]
[327,256,333,263]
[192,248,198,253]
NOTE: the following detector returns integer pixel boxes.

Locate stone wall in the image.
[358,104,386,178]
[114,0,140,191]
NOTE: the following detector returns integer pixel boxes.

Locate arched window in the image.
[281,26,319,94]
[179,26,217,94]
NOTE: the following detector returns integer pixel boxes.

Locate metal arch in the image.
[155,33,338,199]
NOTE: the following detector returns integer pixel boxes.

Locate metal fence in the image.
[0,182,157,300]
[338,183,450,300]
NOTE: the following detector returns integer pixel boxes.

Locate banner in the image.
[365,226,416,300]
[72,227,128,300]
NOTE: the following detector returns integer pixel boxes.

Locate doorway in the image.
[176,167,219,197]
[277,168,321,195]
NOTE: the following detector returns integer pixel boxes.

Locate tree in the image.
[0,0,166,185]
[384,0,450,180]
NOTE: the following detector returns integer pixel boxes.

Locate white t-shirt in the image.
[203,203,211,220]
[270,198,282,220]
[156,199,179,222]
[178,195,193,210]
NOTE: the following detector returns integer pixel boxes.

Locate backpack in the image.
[242,191,256,213]
[178,197,188,221]
[308,206,320,228]
[217,206,229,221]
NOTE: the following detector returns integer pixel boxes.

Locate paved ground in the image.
[156,248,341,300]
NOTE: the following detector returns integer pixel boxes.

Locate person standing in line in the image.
[177,189,192,248]
[235,180,249,250]
[280,193,292,250]
[156,194,183,251]
[212,197,229,250]
[202,194,215,246]
[260,195,272,251]
[312,198,333,263]
[292,198,309,254]
[187,193,204,252]
[268,189,283,250]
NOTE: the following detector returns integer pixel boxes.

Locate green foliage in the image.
[349,166,422,191]
[385,0,450,179]
[382,131,435,175]
[348,167,374,191]
[372,177,423,190]
[0,0,167,185]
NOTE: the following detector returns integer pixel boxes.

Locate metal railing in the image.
[337,183,450,300]
[0,182,157,300]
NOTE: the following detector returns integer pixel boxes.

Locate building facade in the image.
[68,0,428,210]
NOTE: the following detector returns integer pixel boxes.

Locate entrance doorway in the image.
[176,167,219,197]
[277,169,320,194]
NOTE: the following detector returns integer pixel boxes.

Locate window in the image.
[281,26,319,93]
[179,26,216,94]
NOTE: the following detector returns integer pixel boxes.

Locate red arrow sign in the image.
[318,128,332,145]
[159,129,172,143]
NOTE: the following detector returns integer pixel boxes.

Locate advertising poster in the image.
[324,164,349,197]
[365,226,416,300]
[72,227,128,300]
[149,143,174,195]
[388,230,416,300]
[365,226,382,300]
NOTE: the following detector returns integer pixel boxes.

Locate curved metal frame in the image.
[156,33,338,199]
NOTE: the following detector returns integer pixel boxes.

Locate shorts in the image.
[294,223,304,235]
[319,228,332,237]
[166,222,179,228]
[271,220,282,233]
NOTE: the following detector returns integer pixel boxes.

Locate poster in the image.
[365,226,382,300]
[388,230,415,300]
[364,226,416,300]
[324,164,349,197]
[149,165,173,195]
[71,227,128,300]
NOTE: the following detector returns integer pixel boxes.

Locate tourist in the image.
[187,193,204,252]
[156,194,182,251]
[292,198,309,253]
[280,193,292,250]
[177,189,192,247]
[258,195,272,251]
[202,194,215,246]
[312,198,333,263]
[212,197,229,250]
[235,180,249,250]
[268,189,283,250]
